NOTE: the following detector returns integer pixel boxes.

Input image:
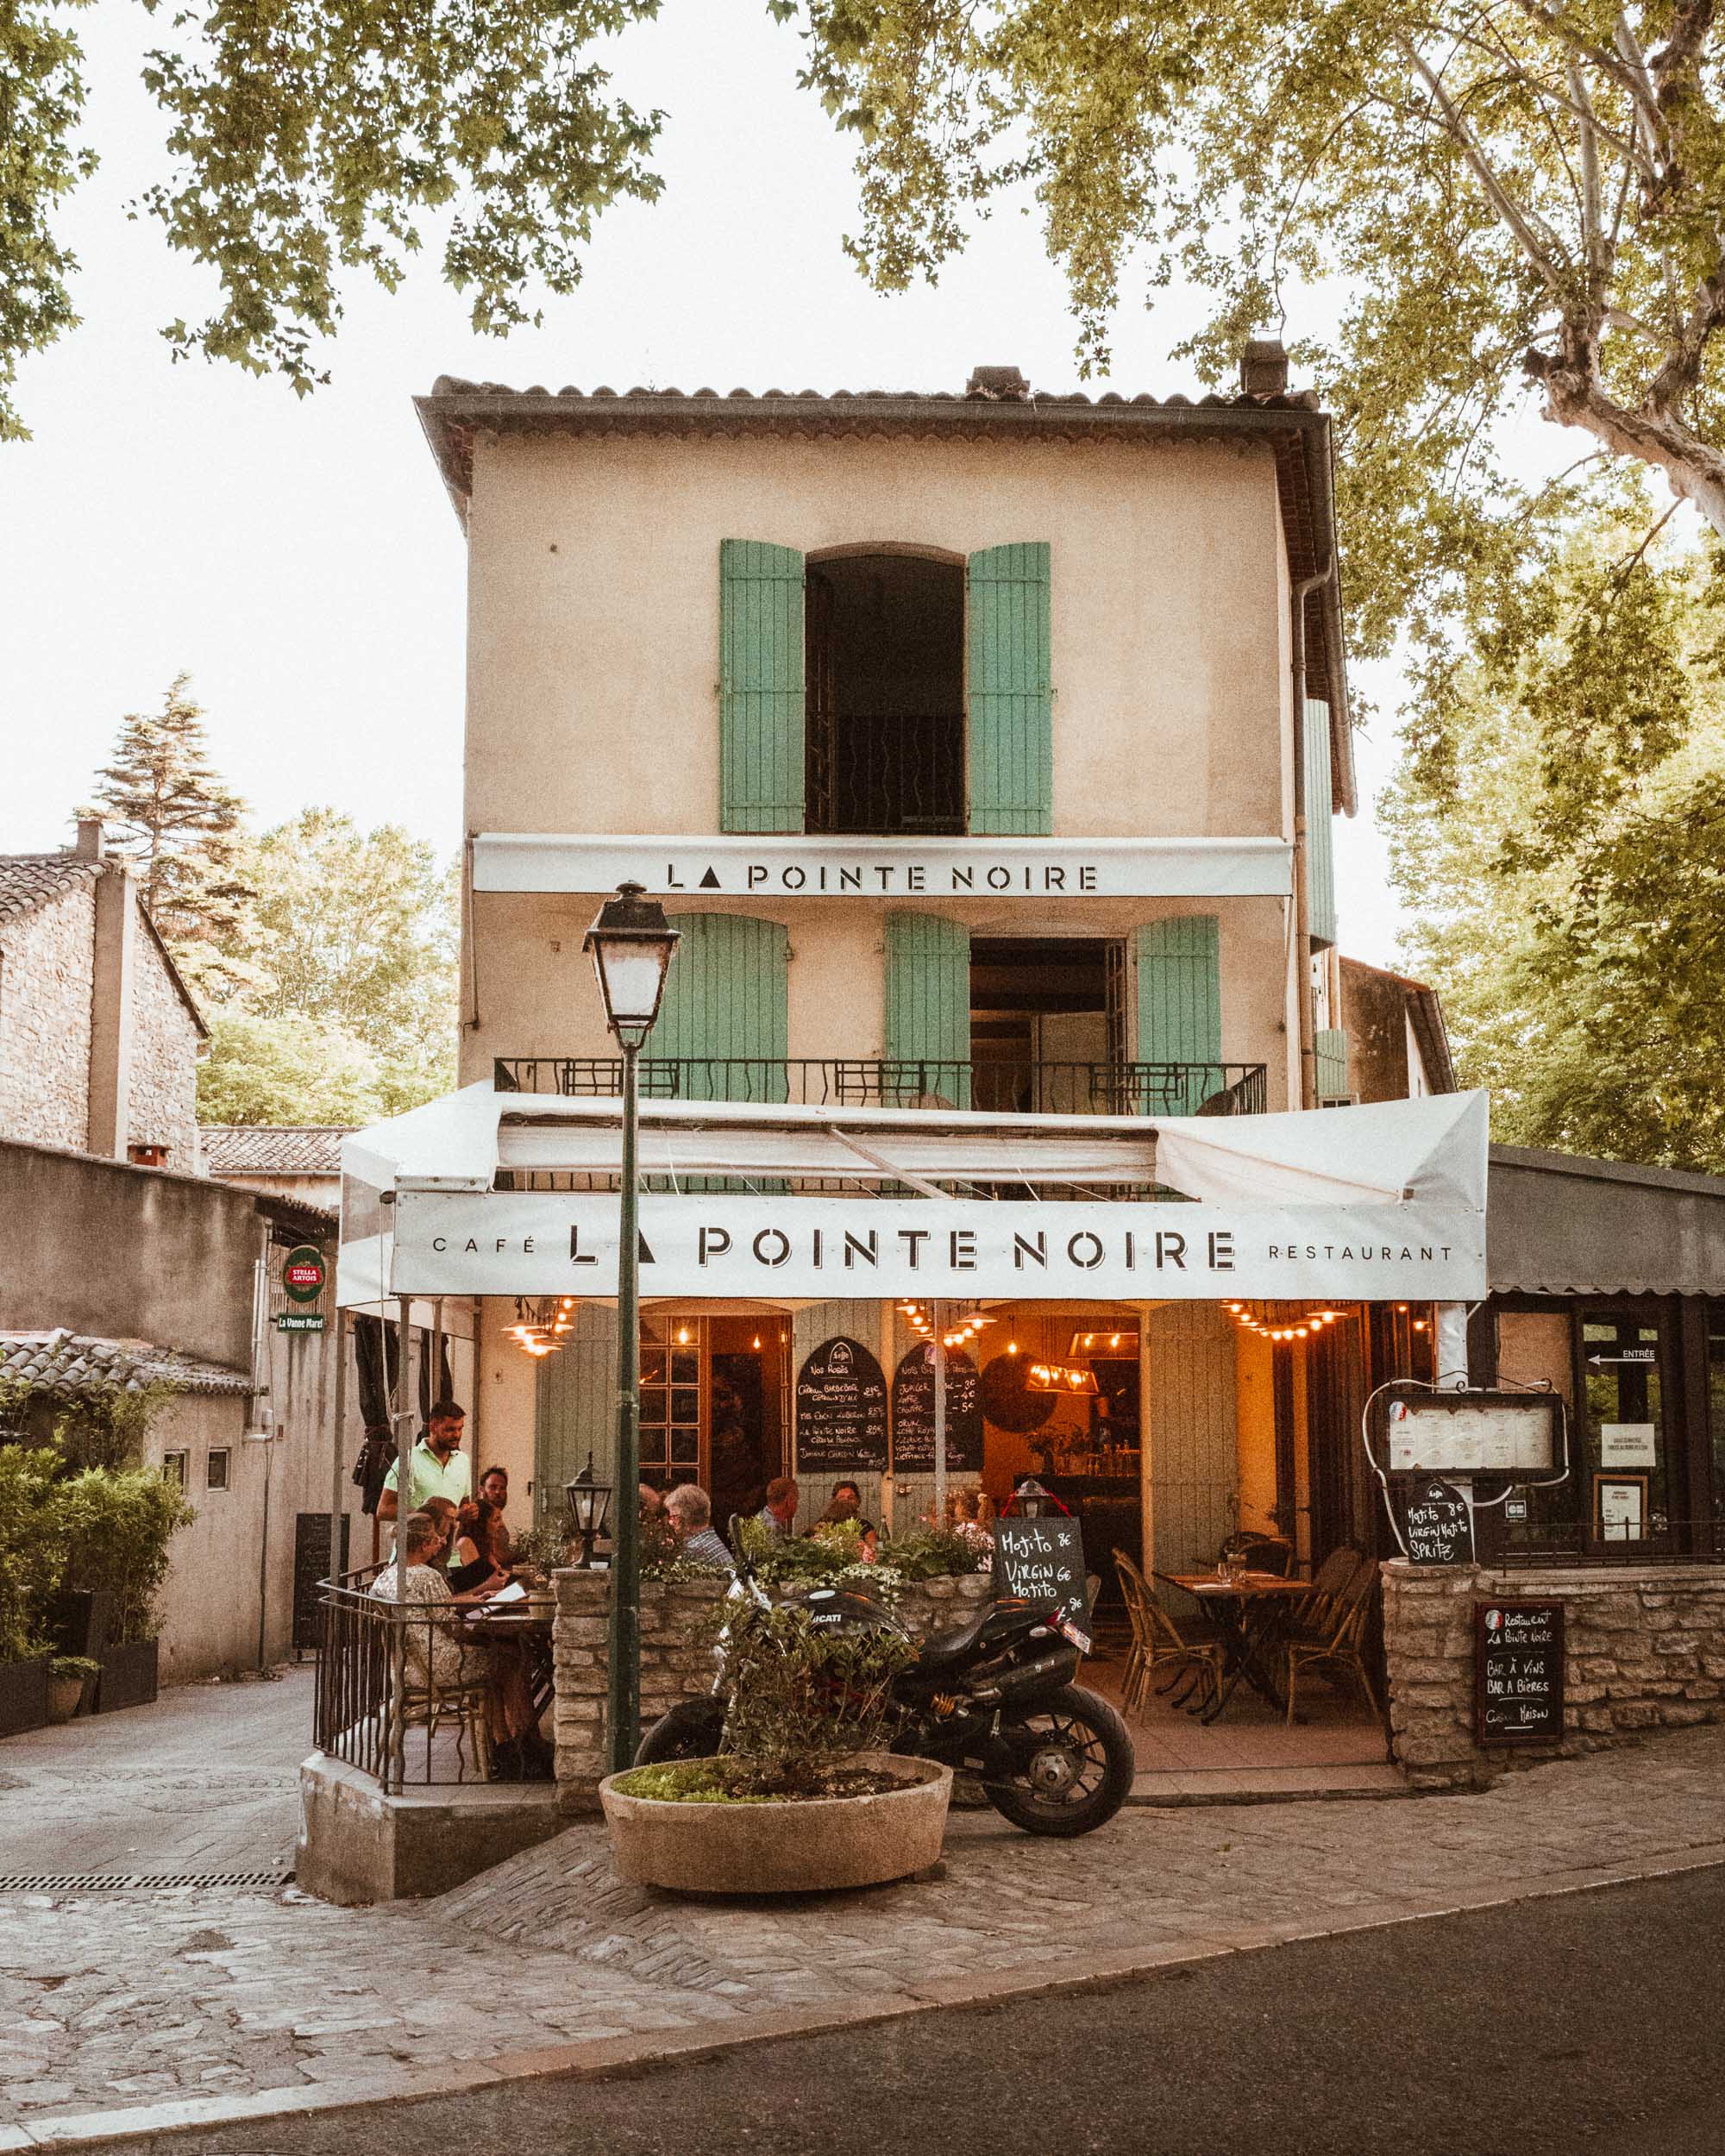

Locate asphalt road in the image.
[120,1864,1725,2156]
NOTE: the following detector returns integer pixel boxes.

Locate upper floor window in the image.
[806,552,965,837]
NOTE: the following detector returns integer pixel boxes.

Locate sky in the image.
[1,1,1407,963]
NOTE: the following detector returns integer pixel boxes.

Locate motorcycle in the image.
[635,1532,1135,1837]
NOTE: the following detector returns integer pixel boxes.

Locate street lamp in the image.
[584,882,679,1773]
[565,1452,613,1570]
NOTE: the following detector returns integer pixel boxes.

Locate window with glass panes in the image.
[640,1316,704,1488]
[1581,1313,1666,1541]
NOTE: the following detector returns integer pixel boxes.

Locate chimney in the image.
[965,365,1031,401]
[1240,337,1289,399]
[75,817,104,862]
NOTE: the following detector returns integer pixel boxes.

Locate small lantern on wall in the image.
[565,1453,613,1569]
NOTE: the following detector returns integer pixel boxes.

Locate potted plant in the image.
[600,1601,951,1894]
[55,1466,192,1713]
[46,1655,98,1724]
[0,1445,66,1739]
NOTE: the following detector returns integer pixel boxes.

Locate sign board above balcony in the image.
[472,833,1293,901]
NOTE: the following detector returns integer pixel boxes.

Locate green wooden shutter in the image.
[535,1303,618,1525]
[1314,1027,1352,1104]
[968,542,1052,835]
[1134,917,1221,1114]
[1304,698,1338,949]
[648,913,789,1105]
[720,540,806,833]
[884,912,971,1104]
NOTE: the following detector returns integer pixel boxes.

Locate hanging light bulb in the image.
[1007,1339,1019,1355]
[677,1326,691,1344]
[751,1335,762,1350]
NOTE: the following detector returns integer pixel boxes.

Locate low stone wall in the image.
[552,1568,995,1808]
[1383,1559,1725,1792]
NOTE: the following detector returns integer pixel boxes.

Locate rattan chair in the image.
[1113,1550,1226,1715]
[392,1670,495,1781]
[1284,1557,1382,1725]
[1287,1545,1364,1634]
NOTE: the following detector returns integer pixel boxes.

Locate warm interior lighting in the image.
[677,1326,690,1344]
[751,1335,762,1350]
[1007,1339,1019,1355]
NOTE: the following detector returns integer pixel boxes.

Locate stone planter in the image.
[46,1675,86,1726]
[600,1751,952,1895]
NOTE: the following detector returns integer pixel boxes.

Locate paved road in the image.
[0,1670,308,1880]
[136,1865,1725,2156]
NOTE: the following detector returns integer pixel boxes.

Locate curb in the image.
[11,1837,1725,2151]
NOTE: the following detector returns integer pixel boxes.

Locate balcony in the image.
[493,1057,1268,1118]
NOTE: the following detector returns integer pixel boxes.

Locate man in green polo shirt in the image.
[377,1399,473,1522]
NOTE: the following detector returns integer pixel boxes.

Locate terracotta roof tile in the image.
[201,1126,351,1175]
[0,1329,252,1399]
[0,852,100,924]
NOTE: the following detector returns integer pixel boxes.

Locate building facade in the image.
[412,354,1472,1580]
[0,820,206,1171]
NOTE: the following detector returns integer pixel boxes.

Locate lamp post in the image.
[583,882,680,1774]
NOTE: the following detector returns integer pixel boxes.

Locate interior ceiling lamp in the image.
[1027,1360,1101,1395]
[1223,1301,1353,1345]
[1067,1328,1138,1357]
[505,1295,568,1357]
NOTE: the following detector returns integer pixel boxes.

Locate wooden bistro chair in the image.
[1113,1550,1225,1716]
[393,1669,495,1783]
[1288,1544,1363,1634]
[1284,1557,1382,1727]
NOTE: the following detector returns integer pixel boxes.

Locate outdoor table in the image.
[461,1595,556,1723]
[1170,1571,1311,1724]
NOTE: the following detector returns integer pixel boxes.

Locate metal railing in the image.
[495,1057,1267,1119]
[1482,1520,1725,1568]
[312,1570,506,1790]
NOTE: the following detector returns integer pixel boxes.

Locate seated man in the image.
[665,1483,731,1569]
[756,1475,799,1540]
[476,1463,513,1564]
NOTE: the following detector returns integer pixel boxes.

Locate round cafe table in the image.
[1169,1570,1311,1723]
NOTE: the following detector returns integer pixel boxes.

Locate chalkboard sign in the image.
[993,1513,1089,1626]
[1403,1476,1474,1566]
[795,1337,888,1474]
[1476,1599,1565,1745]
[293,1512,352,1651]
[891,1344,982,1472]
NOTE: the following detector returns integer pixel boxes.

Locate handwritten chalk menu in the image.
[1403,1476,1474,1566]
[1384,1390,1559,1476]
[795,1337,888,1474]
[1476,1599,1565,1745]
[994,1514,1088,1625]
[891,1344,982,1472]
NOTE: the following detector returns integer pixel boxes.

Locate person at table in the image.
[666,1483,731,1569]
[476,1464,513,1564]
[640,1481,666,1520]
[376,1398,471,1524]
[756,1476,799,1540]
[449,1497,511,1593]
[819,1482,876,1539]
[367,1507,533,1725]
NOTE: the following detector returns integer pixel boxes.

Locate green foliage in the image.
[48,1654,99,1683]
[0,1448,68,1664]
[51,1381,181,1475]
[84,674,252,997]
[1389,511,1725,1170]
[716,1601,914,1797]
[787,0,1725,645]
[197,1013,388,1127]
[732,1514,898,1598]
[5,1,666,436]
[612,1761,777,1802]
[878,1525,989,1581]
[55,1467,195,1645]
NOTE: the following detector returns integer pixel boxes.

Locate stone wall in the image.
[1383,1559,1725,1792]
[127,922,202,1168]
[552,1567,996,1808]
[0,880,96,1150]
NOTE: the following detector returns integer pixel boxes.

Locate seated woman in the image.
[448,1497,509,1594]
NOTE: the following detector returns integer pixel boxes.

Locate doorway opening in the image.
[806,552,965,835]
[969,937,1127,1112]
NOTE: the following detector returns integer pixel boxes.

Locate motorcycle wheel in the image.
[633,1699,725,1767]
[982,1683,1135,1837]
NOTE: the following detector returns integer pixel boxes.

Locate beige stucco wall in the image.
[463,430,1292,844]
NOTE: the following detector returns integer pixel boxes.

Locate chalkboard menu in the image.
[795,1337,888,1474]
[891,1344,982,1472]
[993,1513,1089,1626]
[293,1512,352,1651]
[1403,1476,1474,1566]
[1476,1599,1565,1745]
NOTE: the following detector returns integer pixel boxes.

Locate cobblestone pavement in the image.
[3,1727,1725,2140]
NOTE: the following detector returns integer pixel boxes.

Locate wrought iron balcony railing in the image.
[493,1057,1268,1119]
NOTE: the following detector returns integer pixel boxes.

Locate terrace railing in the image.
[494,1057,1268,1119]
[312,1570,498,1790]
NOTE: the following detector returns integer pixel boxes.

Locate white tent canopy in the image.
[339,1087,1489,1308]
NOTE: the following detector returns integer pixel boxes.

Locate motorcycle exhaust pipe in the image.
[966,1645,1080,1708]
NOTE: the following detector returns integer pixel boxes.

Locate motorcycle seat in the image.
[916,1609,994,1674]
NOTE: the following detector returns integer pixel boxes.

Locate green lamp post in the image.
[582,881,679,1774]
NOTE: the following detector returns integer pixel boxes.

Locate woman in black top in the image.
[448,1498,509,1594]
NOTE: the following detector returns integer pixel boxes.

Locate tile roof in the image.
[202,1126,351,1175]
[0,1329,252,1399]
[0,852,100,924]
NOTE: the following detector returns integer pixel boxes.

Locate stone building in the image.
[0,819,206,1171]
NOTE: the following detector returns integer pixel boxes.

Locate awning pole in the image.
[932,1299,948,1527]
[394,1294,413,1603]
[329,1310,348,1586]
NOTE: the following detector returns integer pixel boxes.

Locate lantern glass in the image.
[583,882,680,1046]
[565,1454,613,1566]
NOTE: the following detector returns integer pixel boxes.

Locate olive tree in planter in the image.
[0,1446,68,1739]
[56,1468,193,1713]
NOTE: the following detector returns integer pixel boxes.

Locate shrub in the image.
[0,1448,68,1664]
[55,1468,194,1644]
[718,1601,915,1798]
[51,1381,180,1473]
[879,1526,992,1581]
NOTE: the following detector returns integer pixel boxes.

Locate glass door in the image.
[639,1316,705,1491]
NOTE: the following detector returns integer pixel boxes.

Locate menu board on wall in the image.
[891,1344,982,1473]
[794,1338,888,1474]
[1475,1599,1565,1745]
[1384,1390,1559,1476]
